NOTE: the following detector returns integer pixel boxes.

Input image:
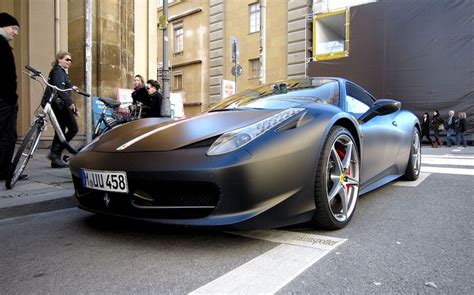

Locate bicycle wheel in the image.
[5,121,44,189]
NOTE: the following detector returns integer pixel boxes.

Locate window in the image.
[249,3,260,33]
[173,73,183,91]
[313,9,350,61]
[249,59,260,78]
[173,23,183,53]
[345,82,375,114]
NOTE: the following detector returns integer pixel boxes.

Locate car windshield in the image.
[209,78,339,111]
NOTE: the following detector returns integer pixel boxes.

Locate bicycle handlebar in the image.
[24,65,91,97]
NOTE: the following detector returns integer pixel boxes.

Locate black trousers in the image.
[0,102,18,178]
[51,102,78,156]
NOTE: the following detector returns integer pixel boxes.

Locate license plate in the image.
[80,169,128,193]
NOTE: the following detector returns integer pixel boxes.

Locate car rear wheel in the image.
[311,126,360,230]
[402,128,421,181]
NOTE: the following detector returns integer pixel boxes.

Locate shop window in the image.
[313,9,350,61]
[174,23,183,53]
[249,59,260,79]
[249,3,260,33]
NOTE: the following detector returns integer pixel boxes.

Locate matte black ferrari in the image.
[69,78,421,230]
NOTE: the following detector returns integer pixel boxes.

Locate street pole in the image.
[233,40,237,91]
[85,0,93,142]
[259,0,266,85]
[161,0,171,117]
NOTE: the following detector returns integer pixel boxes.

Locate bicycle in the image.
[92,99,145,139]
[5,65,90,189]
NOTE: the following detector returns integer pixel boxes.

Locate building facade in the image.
[1,0,157,142]
[2,0,314,141]
[159,0,312,115]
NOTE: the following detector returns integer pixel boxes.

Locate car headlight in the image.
[207,108,305,156]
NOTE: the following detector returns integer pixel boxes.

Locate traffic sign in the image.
[231,64,243,77]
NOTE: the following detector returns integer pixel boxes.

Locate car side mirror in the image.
[359,99,401,123]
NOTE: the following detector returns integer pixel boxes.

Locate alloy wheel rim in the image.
[412,130,421,175]
[326,134,359,222]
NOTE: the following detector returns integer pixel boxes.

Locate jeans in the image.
[456,131,467,147]
[446,128,455,147]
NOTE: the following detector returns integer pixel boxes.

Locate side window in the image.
[345,82,374,114]
[346,95,369,114]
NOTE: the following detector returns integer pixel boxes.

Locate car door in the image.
[343,82,401,186]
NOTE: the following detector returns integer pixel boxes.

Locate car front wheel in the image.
[311,126,360,230]
[402,127,421,181]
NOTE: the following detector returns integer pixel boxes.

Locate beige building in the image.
[2,0,312,142]
[160,0,312,114]
[0,0,158,143]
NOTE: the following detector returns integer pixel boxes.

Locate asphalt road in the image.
[0,147,473,294]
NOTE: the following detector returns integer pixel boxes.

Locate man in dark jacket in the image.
[0,12,27,181]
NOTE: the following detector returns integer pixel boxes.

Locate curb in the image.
[0,196,76,221]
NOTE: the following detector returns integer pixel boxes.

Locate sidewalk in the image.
[0,148,76,220]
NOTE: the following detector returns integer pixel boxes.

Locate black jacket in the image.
[147,91,164,118]
[0,35,18,106]
[421,117,430,133]
[42,64,73,107]
[457,118,466,133]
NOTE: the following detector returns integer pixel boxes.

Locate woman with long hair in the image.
[421,112,435,147]
[456,112,468,147]
[45,51,78,168]
[431,110,444,147]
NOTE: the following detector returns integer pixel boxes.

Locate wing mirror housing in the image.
[359,99,401,123]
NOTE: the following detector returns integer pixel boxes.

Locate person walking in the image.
[431,110,444,147]
[0,13,27,181]
[45,51,78,168]
[456,112,467,147]
[420,112,435,147]
[445,110,456,147]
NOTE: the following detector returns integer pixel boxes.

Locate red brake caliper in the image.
[336,148,351,192]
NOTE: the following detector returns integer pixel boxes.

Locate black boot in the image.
[51,158,69,168]
[49,143,68,168]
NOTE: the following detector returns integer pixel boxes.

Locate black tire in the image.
[402,128,421,181]
[6,122,43,189]
[311,126,360,230]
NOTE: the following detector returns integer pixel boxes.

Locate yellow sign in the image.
[158,15,168,30]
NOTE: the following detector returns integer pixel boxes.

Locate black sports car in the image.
[70,78,421,230]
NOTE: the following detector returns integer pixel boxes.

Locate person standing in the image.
[144,79,164,118]
[0,13,27,181]
[431,110,444,147]
[445,110,456,147]
[46,51,78,168]
[456,112,467,147]
[420,112,435,147]
[131,74,148,117]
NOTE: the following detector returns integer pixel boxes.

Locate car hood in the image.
[93,110,280,152]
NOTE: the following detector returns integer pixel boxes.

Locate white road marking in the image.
[422,154,473,159]
[421,166,474,176]
[190,230,345,294]
[393,172,431,187]
[422,157,474,166]
[228,229,346,250]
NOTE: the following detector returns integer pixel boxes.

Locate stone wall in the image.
[68,0,134,135]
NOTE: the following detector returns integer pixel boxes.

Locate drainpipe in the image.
[161,0,171,117]
[259,0,266,84]
[85,0,93,142]
[54,0,60,52]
